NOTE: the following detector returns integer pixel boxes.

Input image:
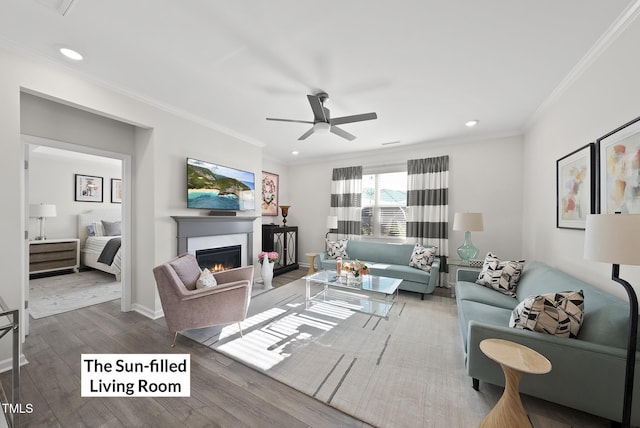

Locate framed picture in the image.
[111,178,123,204]
[597,115,640,214]
[75,174,103,202]
[261,171,279,216]
[556,143,595,229]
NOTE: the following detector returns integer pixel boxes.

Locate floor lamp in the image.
[584,214,640,428]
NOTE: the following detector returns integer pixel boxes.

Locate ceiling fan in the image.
[266,92,377,141]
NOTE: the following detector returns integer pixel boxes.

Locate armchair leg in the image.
[238,322,243,337]
[171,331,179,348]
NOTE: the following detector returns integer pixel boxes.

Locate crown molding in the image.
[524,0,640,132]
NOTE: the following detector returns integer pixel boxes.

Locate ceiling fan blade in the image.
[266,118,314,124]
[330,126,356,141]
[330,112,377,126]
[307,94,327,122]
[298,127,315,140]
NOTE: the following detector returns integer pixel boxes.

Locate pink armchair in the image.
[153,253,253,347]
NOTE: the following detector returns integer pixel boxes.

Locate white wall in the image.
[28,149,121,240]
[522,15,640,299]
[288,135,525,263]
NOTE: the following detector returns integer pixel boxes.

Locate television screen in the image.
[187,158,255,211]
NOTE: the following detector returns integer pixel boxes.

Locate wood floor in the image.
[4,268,372,428]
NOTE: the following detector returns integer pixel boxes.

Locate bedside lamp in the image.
[326,215,338,239]
[30,203,57,240]
[453,212,483,263]
[584,213,640,428]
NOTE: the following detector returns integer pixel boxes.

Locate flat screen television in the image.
[187,157,255,211]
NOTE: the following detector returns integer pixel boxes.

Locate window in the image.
[361,171,407,238]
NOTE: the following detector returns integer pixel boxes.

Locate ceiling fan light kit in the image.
[266,92,377,141]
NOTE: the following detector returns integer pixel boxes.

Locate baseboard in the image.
[131,303,163,320]
[0,353,29,374]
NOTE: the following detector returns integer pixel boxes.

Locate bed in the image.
[78,209,122,281]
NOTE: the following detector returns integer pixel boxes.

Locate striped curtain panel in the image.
[330,166,362,237]
[407,156,449,276]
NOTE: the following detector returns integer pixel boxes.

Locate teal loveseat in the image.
[456,260,640,425]
[317,240,440,299]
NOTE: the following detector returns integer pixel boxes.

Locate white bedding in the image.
[82,236,122,278]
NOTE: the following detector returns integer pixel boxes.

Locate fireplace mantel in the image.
[172,216,258,261]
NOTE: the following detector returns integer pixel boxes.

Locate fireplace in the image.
[196,245,241,272]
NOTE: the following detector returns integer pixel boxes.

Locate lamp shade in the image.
[584,214,640,266]
[453,212,483,232]
[29,204,57,218]
[326,215,338,229]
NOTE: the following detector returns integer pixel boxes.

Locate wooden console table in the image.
[479,338,552,428]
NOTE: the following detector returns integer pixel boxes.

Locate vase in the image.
[261,253,274,289]
[347,272,362,287]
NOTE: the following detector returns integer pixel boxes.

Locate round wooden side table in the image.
[305,253,317,275]
[479,338,551,428]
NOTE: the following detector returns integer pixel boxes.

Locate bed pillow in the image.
[102,220,122,236]
[86,224,96,236]
[475,252,525,297]
[196,268,217,289]
[409,244,437,272]
[92,221,105,237]
[510,290,584,338]
[326,239,349,259]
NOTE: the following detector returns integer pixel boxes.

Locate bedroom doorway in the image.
[23,135,132,327]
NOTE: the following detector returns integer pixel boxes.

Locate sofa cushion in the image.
[457,299,514,352]
[409,243,436,272]
[456,281,520,310]
[367,263,429,284]
[196,268,218,289]
[510,290,584,338]
[476,252,525,297]
[169,254,201,290]
[326,239,349,259]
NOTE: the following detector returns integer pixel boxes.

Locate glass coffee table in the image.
[305,270,402,318]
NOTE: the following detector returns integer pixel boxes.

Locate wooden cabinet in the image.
[29,239,80,275]
[262,225,299,276]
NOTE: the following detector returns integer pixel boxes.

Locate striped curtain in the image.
[330,166,362,237]
[407,156,449,277]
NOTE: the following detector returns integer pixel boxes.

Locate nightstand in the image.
[29,238,80,275]
[448,258,482,297]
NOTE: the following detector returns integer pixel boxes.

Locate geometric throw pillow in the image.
[196,268,217,289]
[326,239,349,259]
[475,252,525,298]
[509,290,585,338]
[409,243,437,272]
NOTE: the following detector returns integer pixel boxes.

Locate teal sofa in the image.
[317,240,440,299]
[456,260,640,425]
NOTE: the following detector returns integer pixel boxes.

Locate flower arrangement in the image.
[343,260,369,277]
[258,251,279,264]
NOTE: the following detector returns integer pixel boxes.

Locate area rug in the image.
[183,279,469,428]
[29,270,121,318]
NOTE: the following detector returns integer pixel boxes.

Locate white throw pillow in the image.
[92,221,105,237]
[409,244,437,272]
[196,268,217,289]
[326,239,349,259]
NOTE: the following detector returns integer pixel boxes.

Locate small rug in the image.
[29,270,121,318]
[183,279,470,428]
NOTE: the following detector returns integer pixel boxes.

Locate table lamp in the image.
[453,212,483,263]
[584,213,640,428]
[29,203,57,240]
[326,215,338,239]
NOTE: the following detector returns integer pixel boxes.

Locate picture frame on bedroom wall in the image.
[111,178,123,204]
[261,171,279,216]
[75,174,104,203]
[596,115,640,214]
[556,143,595,230]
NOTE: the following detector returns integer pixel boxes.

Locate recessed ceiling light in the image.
[60,47,83,61]
[465,120,479,127]
[291,151,299,156]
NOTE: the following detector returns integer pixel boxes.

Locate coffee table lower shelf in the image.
[307,286,396,318]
